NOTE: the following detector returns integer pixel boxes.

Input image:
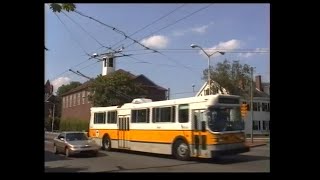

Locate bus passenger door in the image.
[118,115,130,149]
[192,110,206,157]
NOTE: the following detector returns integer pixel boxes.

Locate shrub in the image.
[59,118,89,132]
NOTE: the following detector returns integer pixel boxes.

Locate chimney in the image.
[255,75,263,91]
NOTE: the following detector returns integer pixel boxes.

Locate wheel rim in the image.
[104,138,110,148]
[177,143,188,157]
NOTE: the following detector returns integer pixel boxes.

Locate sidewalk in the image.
[245,138,269,147]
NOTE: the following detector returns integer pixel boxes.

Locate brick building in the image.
[60,69,168,122]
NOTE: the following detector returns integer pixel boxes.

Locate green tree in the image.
[89,72,147,106]
[56,81,82,96]
[49,3,76,13]
[202,59,252,97]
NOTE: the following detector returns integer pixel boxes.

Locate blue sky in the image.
[45,3,269,99]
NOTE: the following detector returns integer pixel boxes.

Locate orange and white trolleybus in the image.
[89,94,249,160]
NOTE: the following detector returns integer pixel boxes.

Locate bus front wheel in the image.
[173,140,190,161]
[102,135,111,151]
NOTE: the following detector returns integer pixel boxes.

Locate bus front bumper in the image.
[211,146,250,157]
[208,143,250,158]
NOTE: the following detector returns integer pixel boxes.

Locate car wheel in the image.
[53,145,58,154]
[173,140,190,161]
[65,147,70,157]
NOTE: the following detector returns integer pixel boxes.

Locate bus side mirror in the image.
[201,121,206,132]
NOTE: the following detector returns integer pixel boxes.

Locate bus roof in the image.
[90,94,240,111]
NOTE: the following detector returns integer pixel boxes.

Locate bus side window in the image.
[194,115,198,130]
[178,104,189,123]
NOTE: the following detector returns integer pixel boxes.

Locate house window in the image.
[261,102,270,112]
[73,94,76,106]
[77,93,80,105]
[257,102,261,111]
[253,102,258,111]
[82,91,86,104]
[253,120,260,130]
[132,109,149,123]
[152,106,175,123]
[262,121,269,130]
[178,104,189,123]
[87,91,91,103]
[107,111,117,124]
[70,95,72,107]
[205,89,209,95]
[94,112,106,124]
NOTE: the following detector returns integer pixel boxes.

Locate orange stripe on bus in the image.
[89,129,245,145]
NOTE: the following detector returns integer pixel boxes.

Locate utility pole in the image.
[190,44,225,95]
[52,103,55,132]
[250,67,254,143]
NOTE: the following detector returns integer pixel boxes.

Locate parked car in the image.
[53,131,100,157]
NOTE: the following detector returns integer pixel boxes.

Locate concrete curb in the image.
[246,143,267,148]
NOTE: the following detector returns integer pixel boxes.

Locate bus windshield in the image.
[207,106,244,132]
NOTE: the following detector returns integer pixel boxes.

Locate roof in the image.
[60,69,167,97]
[45,80,51,86]
[60,80,93,96]
[195,81,269,98]
[45,94,56,102]
[134,74,167,91]
[114,69,136,79]
[254,88,270,97]
[195,81,228,96]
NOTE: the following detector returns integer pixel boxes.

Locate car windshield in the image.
[66,133,88,141]
[207,106,244,132]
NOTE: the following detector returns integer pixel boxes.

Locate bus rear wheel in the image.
[102,135,111,151]
[173,140,190,161]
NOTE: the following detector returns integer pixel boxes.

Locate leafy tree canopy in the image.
[89,72,146,106]
[49,3,76,13]
[56,81,82,96]
[203,59,253,97]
